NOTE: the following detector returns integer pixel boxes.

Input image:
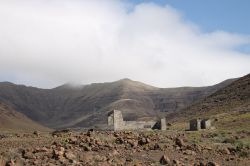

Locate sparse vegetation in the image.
[239,151,249,158]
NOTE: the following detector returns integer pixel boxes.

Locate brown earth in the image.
[0,101,50,132]
[0,129,249,166]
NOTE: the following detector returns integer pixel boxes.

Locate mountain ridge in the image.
[0,77,237,129]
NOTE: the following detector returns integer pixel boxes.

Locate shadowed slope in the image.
[0,101,50,132]
[170,74,250,126]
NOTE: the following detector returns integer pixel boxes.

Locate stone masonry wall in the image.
[113,110,125,131]
[124,121,157,130]
[160,118,166,130]
[108,110,166,131]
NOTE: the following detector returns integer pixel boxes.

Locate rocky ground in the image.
[0,129,249,166]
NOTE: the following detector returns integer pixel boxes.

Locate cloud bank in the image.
[0,0,250,88]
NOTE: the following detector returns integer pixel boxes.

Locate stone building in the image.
[201,119,211,129]
[189,119,201,131]
[108,110,166,131]
[189,118,212,131]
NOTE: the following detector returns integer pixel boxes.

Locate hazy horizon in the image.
[0,75,242,90]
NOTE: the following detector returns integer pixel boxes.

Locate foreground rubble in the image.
[0,129,249,166]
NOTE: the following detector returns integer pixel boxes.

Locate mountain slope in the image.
[0,78,236,129]
[171,74,250,123]
[0,101,50,132]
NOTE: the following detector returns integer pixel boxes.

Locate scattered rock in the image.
[138,137,150,145]
[0,135,7,140]
[5,159,15,166]
[193,162,206,166]
[33,131,39,136]
[184,149,196,155]
[51,129,70,137]
[68,137,77,144]
[52,147,65,159]
[0,157,6,166]
[109,149,119,156]
[160,155,171,165]
[127,140,138,148]
[81,145,91,151]
[94,155,107,162]
[34,147,48,153]
[22,151,36,159]
[79,153,93,163]
[219,147,230,155]
[64,151,77,161]
[175,138,185,147]
[0,130,248,166]
[88,129,94,132]
[115,137,124,144]
[206,161,220,166]
[91,146,99,151]
[173,159,181,166]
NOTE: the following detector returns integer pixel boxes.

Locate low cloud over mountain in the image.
[0,0,250,88]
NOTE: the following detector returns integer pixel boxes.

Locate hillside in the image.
[0,78,235,129]
[170,74,250,130]
[0,101,50,132]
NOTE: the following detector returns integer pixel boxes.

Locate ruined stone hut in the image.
[108,110,166,131]
[189,118,212,131]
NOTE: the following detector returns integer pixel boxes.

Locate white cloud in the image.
[0,0,249,88]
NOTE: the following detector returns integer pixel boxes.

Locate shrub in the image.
[239,151,249,158]
[223,138,236,144]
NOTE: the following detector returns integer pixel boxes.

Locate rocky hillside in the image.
[0,78,235,129]
[0,101,50,132]
[171,74,250,122]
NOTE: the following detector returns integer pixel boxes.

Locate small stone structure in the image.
[108,110,166,131]
[201,119,211,129]
[160,118,167,131]
[189,119,201,131]
[189,118,212,131]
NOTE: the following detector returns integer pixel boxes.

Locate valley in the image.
[0,74,249,166]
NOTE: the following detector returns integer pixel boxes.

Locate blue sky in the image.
[129,0,250,34]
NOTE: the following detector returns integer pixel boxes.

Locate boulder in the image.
[160,155,171,165]
[206,162,220,166]
[64,151,77,161]
[33,131,39,136]
[0,157,6,166]
[175,138,185,147]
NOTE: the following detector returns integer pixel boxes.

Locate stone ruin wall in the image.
[189,119,212,131]
[201,119,211,129]
[113,110,125,131]
[123,120,157,130]
[160,118,167,130]
[108,110,166,131]
[189,119,201,131]
[108,115,114,126]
